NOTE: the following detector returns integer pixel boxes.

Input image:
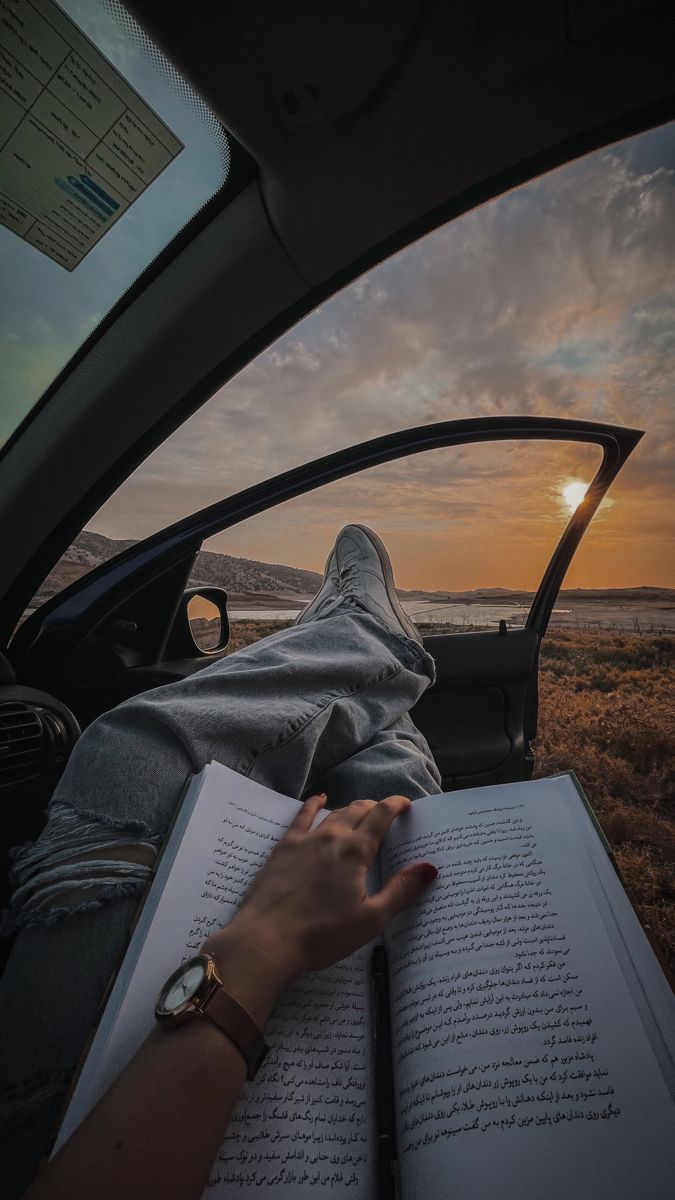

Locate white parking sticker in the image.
[0,0,183,269]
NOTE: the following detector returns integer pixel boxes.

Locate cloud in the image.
[90,121,675,587]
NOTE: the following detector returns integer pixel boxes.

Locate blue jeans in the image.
[0,602,440,1193]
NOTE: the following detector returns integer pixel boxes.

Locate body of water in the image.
[230,601,534,626]
[229,599,675,633]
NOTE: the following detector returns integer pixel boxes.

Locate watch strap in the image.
[202,985,270,1080]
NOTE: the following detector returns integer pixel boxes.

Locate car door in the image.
[7,415,641,801]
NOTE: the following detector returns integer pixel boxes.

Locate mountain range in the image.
[32,530,675,610]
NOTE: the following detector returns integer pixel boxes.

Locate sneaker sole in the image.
[341,524,423,645]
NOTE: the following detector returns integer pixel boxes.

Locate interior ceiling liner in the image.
[127,0,426,131]
[230,0,425,119]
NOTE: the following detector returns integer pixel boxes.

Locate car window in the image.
[27,118,675,619]
[193,439,604,641]
[0,0,230,447]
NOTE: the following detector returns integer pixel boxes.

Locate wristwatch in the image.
[155,953,270,1080]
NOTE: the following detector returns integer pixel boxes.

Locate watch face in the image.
[157,957,208,1017]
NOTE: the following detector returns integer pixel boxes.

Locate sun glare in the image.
[562,480,589,514]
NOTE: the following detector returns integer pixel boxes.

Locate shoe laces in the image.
[338,559,360,597]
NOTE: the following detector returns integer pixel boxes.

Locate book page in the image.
[557,777,675,1086]
[380,775,675,1200]
[54,762,381,1199]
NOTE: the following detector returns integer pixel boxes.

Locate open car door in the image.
[8,416,642,802]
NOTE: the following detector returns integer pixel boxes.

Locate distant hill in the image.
[404,586,675,607]
[31,530,675,611]
[62,531,138,568]
[189,547,322,596]
[33,530,323,607]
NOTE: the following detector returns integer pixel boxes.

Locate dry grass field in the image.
[224,621,290,655]
[226,621,674,978]
[535,631,674,980]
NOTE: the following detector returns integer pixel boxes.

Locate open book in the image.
[52,764,675,1198]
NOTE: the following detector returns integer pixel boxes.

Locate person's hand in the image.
[204,793,438,987]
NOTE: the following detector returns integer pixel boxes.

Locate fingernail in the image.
[404,863,438,885]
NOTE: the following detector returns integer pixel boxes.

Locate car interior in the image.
[1,0,674,973]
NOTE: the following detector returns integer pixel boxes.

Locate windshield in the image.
[0,0,230,446]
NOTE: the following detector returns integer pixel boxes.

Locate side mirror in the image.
[187,592,227,652]
[166,587,230,658]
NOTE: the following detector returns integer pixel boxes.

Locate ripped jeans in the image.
[0,602,441,1194]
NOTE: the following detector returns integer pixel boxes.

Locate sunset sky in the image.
[90,120,675,591]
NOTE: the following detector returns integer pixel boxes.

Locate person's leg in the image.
[312,524,443,806]
[0,602,435,1191]
[320,712,442,806]
[0,523,439,1192]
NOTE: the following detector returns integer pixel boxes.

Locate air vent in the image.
[0,702,45,786]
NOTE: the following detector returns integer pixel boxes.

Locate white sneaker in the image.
[293,548,341,625]
[335,524,423,645]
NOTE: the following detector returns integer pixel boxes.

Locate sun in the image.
[561,480,589,514]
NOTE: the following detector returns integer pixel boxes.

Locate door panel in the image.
[411,628,539,788]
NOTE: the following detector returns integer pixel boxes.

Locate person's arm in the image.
[25,793,438,1200]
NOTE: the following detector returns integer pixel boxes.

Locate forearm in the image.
[25,930,290,1200]
[26,1022,246,1200]
[22,790,433,1199]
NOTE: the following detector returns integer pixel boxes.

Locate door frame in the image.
[11,416,643,676]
